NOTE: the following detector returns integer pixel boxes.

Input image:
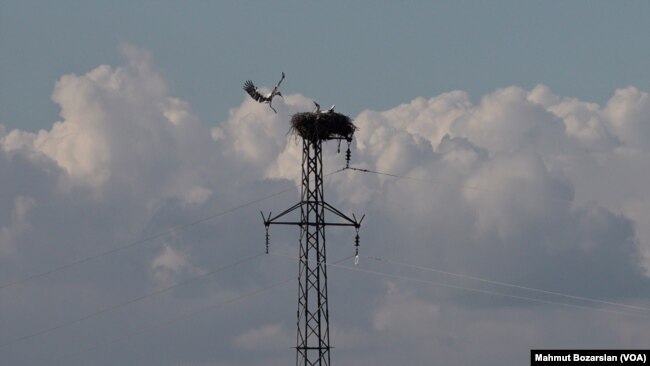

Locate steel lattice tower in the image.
[263,132,362,366]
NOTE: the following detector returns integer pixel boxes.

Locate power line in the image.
[0,191,287,291]
[0,253,264,350]
[366,255,650,313]
[336,167,647,312]
[41,276,295,366]
[268,251,650,319]
[0,158,624,294]
[344,166,576,205]
[37,254,355,366]
[1,169,345,291]
[332,262,650,319]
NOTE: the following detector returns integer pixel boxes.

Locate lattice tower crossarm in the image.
[262,138,363,366]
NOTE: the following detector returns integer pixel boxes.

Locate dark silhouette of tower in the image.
[263,111,362,366]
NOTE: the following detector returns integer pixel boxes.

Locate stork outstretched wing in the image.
[274,72,285,90]
[243,80,267,102]
[243,72,285,113]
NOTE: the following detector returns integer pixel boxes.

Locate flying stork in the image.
[243,72,285,113]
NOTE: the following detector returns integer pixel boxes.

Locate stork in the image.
[312,101,335,114]
[243,72,285,113]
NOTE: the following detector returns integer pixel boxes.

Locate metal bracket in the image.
[262,201,364,254]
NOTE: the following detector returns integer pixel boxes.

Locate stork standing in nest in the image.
[312,101,335,114]
[243,72,285,113]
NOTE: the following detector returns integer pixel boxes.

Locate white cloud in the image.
[604,86,650,150]
[2,45,215,208]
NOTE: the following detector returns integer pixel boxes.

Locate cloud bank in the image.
[1,46,650,366]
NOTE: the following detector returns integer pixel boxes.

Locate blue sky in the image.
[2,2,650,366]
[2,1,649,131]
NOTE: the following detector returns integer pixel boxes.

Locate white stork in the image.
[243,72,285,113]
[312,101,335,114]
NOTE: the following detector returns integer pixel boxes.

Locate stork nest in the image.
[290,112,356,142]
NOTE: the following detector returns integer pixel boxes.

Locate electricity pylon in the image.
[263,132,362,366]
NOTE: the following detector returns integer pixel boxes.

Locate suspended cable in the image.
[268,251,650,319]
[344,166,575,204]
[334,166,645,312]
[0,253,264,350]
[346,166,407,180]
[332,262,650,319]
[0,168,345,291]
[37,253,354,366]
[0,193,286,291]
[41,276,295,366]
[366,255,650,313]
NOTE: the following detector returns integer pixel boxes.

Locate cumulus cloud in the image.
[2,46,650,365]
[2,44,214,208]
[604,86,650,150]
[327,85,650,295]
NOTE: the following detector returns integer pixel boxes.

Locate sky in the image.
[1,1,650,366]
